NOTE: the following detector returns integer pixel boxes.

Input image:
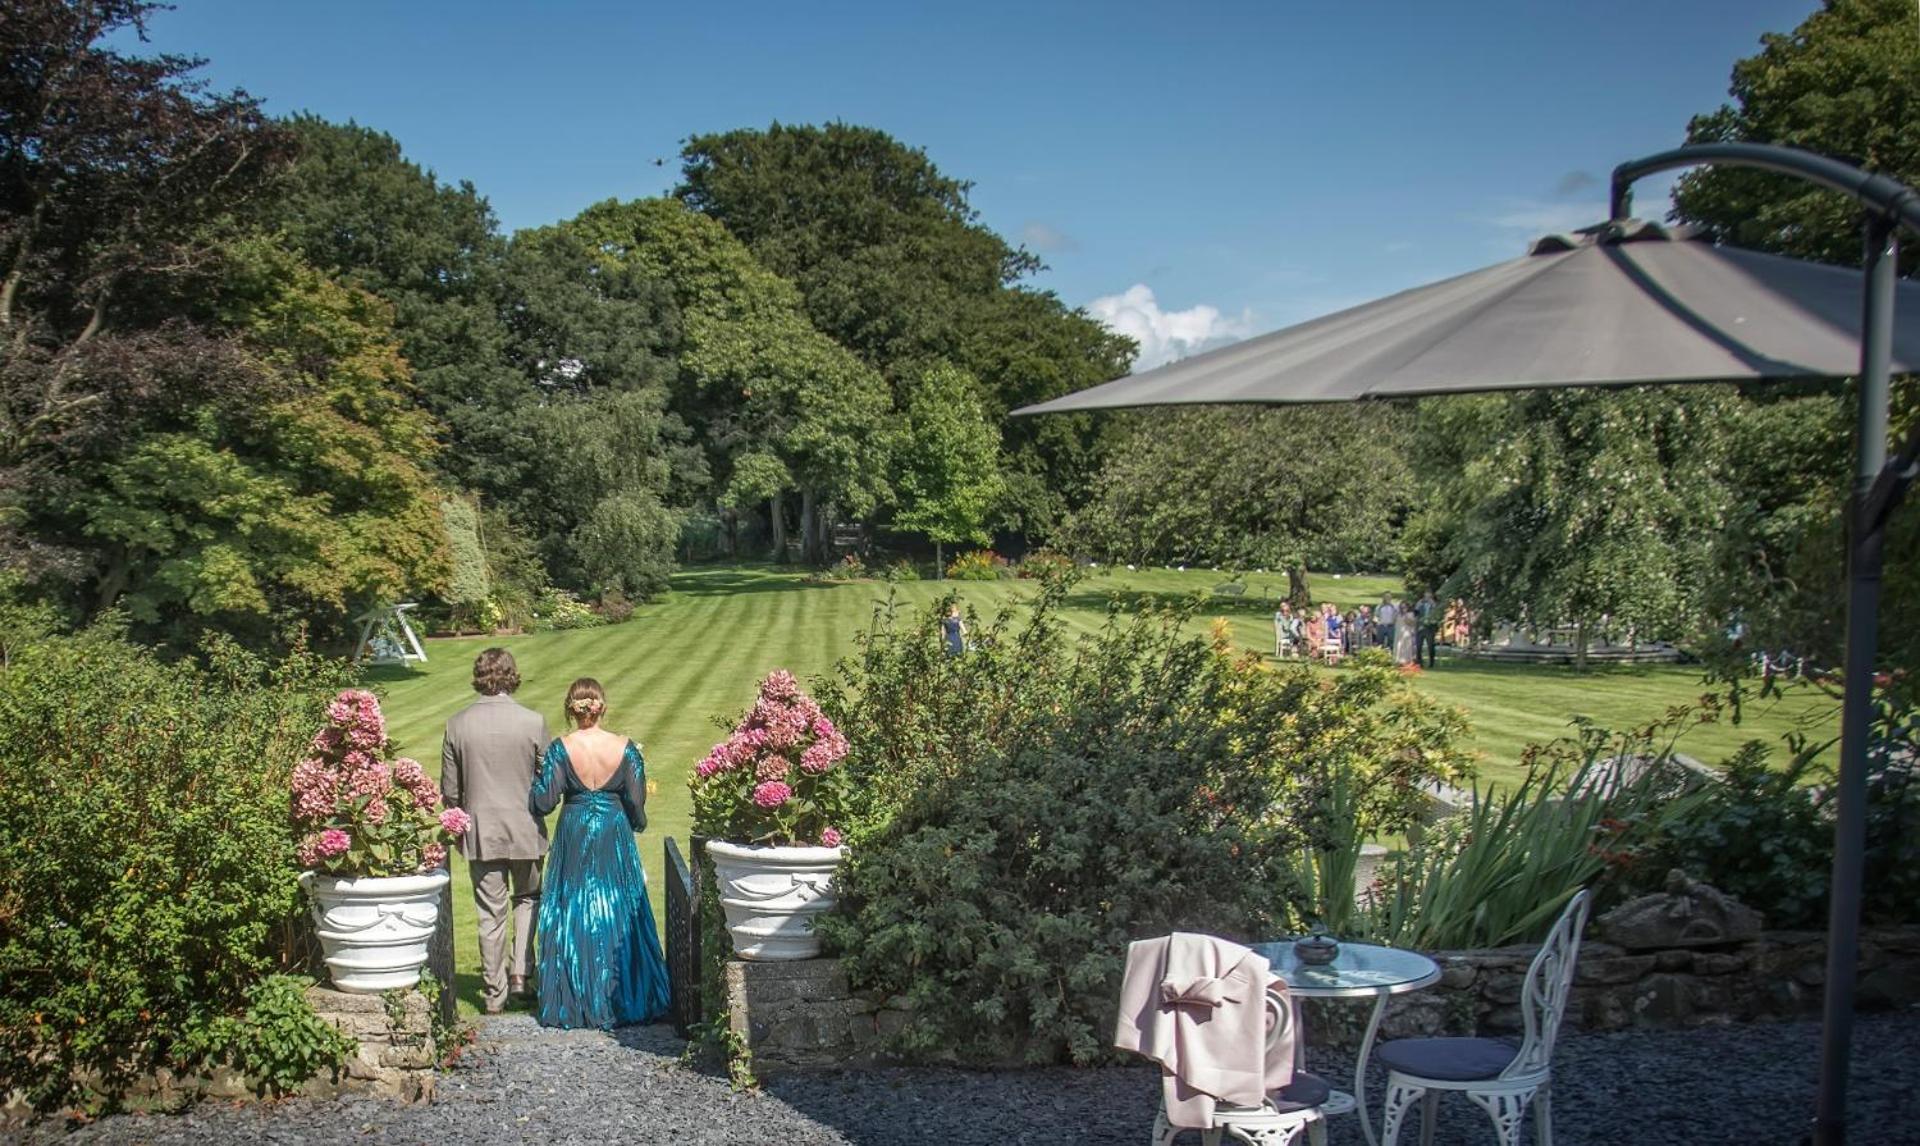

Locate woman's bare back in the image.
[562,727,629,790]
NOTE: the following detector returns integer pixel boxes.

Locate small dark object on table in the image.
[1293,933,1339,966]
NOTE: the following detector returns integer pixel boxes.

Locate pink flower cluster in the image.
[695,672,848,782]
[290,689,459,876]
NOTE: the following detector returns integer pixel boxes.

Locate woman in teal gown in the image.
[529,678,670,1029]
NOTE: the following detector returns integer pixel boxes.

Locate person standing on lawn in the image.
[1375,595,1398,649]
[1414,591,1440,668]
[442,648,550,1014]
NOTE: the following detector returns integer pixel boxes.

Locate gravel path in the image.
[23,1009,1920,1145]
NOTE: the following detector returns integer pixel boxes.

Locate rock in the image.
[1597,870,1764,950]
[1577,954,1657,985]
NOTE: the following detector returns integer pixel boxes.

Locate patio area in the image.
[40,1009,1920,1145]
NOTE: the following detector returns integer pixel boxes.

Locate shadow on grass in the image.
[359,663,434,686]
[668,568,841,598]
[1057,585,1282,618]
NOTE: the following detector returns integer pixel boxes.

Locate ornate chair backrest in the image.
[1504,888,1591,1079]
[1263,980,1292,1053]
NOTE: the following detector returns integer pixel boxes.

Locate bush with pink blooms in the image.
[292,689,467,877]
[691,670,852,847]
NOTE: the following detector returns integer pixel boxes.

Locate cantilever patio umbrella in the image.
[1015,145,1920,1146]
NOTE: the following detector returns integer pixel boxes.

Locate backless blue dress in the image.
[530,738,670,1029]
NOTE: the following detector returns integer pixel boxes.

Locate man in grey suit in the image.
[441,648,549,1014]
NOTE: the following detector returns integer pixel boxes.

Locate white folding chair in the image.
[1150,980,1329,1146]
[1377,890,1592,1146]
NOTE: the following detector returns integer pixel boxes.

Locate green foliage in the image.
[676,122,1132,535]
[882,558,922,582]
[1670,0,1920,676]
[893,362,1006,551]
[191,975,354,1097]
[441,496,491,612]
[810,585,1470,1064]
[1406,388,1735,665]
[0,626,353,1110]
[531,588,605,631]
[1064,405,1412,598]
[943,549,1007,581]
[1632,690,1919,928]
[1672,0,1920,276]
[1366,760,1691,951]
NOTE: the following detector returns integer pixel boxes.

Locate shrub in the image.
[944,548,1007,581]
[185,975,355,1097]
[531,587,605,631]
[0,627,355,1110]
[291,689,468,877]
[810,584,1470,1065]
[1630,688,1919,928]
[1016,549,1075,580]
[597,588,636,625]
[691,671,852,847]
[882,558,922,582]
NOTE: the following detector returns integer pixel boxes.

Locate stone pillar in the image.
[725,958,912,1073]
[304,985,437,1101]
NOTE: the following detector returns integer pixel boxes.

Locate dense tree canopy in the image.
[677,123,1132,534]
[1670,0,1920,673]
[1064,406,1412,602]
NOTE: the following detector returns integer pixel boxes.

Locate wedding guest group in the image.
[1273,591,1440,667]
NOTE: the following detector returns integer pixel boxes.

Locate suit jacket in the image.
[441,693,550,862]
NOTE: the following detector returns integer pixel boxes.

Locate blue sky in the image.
[141,0,1817,367]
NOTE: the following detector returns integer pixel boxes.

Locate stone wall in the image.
[728,926,1920,1072]
[1377,925,1920,1041]
[0,986,437,1122]
[304,985,438,1101]
[725,959,911,1073]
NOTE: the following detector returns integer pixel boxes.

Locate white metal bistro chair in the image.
[1376,889,1591,1146]
[1150,980,1330,1146]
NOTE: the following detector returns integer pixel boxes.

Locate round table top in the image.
[1250,939,1442,998]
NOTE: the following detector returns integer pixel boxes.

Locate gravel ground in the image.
[18,1009,1920,1145]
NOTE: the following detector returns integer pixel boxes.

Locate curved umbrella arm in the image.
[1610,142,1920,236]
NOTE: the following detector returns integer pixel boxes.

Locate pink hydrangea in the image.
[317,828,351,857]
[310,726,344,756]
[290,757,338,821]
[440,808,474,835]
[363,796,389,825]
[751,780,792,808]
[338,751,392,801]
[422,843,447,870]
[760,670,799,702]
[756,756,792,782]
[392,757,439,810]
[820,827,843,848]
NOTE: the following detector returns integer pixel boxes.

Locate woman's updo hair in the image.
[564,677,607,727]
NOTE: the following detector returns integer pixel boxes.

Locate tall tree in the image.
[1670,0,1920,674]
[253,116,527,492]
[45,237,450,646]
[1407,389,1736,669]
[563,197,893,563]
[676,123,1132,535]
[0,0,295,595]
[1064,406,1412,603]
[893,363,1006,573]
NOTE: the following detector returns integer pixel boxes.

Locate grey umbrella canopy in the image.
[1013,220,1920,415]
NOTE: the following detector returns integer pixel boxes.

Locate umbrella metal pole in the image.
[1812,214,1898,1146]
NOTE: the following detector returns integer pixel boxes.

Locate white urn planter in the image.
[707,841,845,961]
[301,868,450,993]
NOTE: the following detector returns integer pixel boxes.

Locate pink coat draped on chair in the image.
[1114,932,1298,1129]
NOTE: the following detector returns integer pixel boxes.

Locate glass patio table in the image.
[1250,939,1441,1146]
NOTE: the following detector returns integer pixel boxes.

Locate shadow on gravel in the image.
[759,1062,1162,1146]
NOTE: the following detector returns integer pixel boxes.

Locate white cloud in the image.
[1020,221,1078,253]
[1087,284,1253,371]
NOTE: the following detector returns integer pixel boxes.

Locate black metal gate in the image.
[664,836,704,1036]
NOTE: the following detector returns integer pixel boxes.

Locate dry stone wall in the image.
[728,925,1920,1072]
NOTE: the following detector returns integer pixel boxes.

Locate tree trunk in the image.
[94,547,131,615]
[799,488,818,565]
[1575,618,1590,673]
[725,508,738,560]
[1286,564,1311,607]
[935,539,945,579]
[769,495,788,563]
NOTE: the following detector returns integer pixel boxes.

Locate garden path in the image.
[38,1011,1920,1144]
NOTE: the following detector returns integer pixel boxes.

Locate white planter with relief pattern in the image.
[707,842,845,961]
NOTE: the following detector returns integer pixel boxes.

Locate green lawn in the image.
[367,564,1837,1013]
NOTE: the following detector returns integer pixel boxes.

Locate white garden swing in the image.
[353,602,427,666]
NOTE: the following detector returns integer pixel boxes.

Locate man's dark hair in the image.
[472,648,520,696]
